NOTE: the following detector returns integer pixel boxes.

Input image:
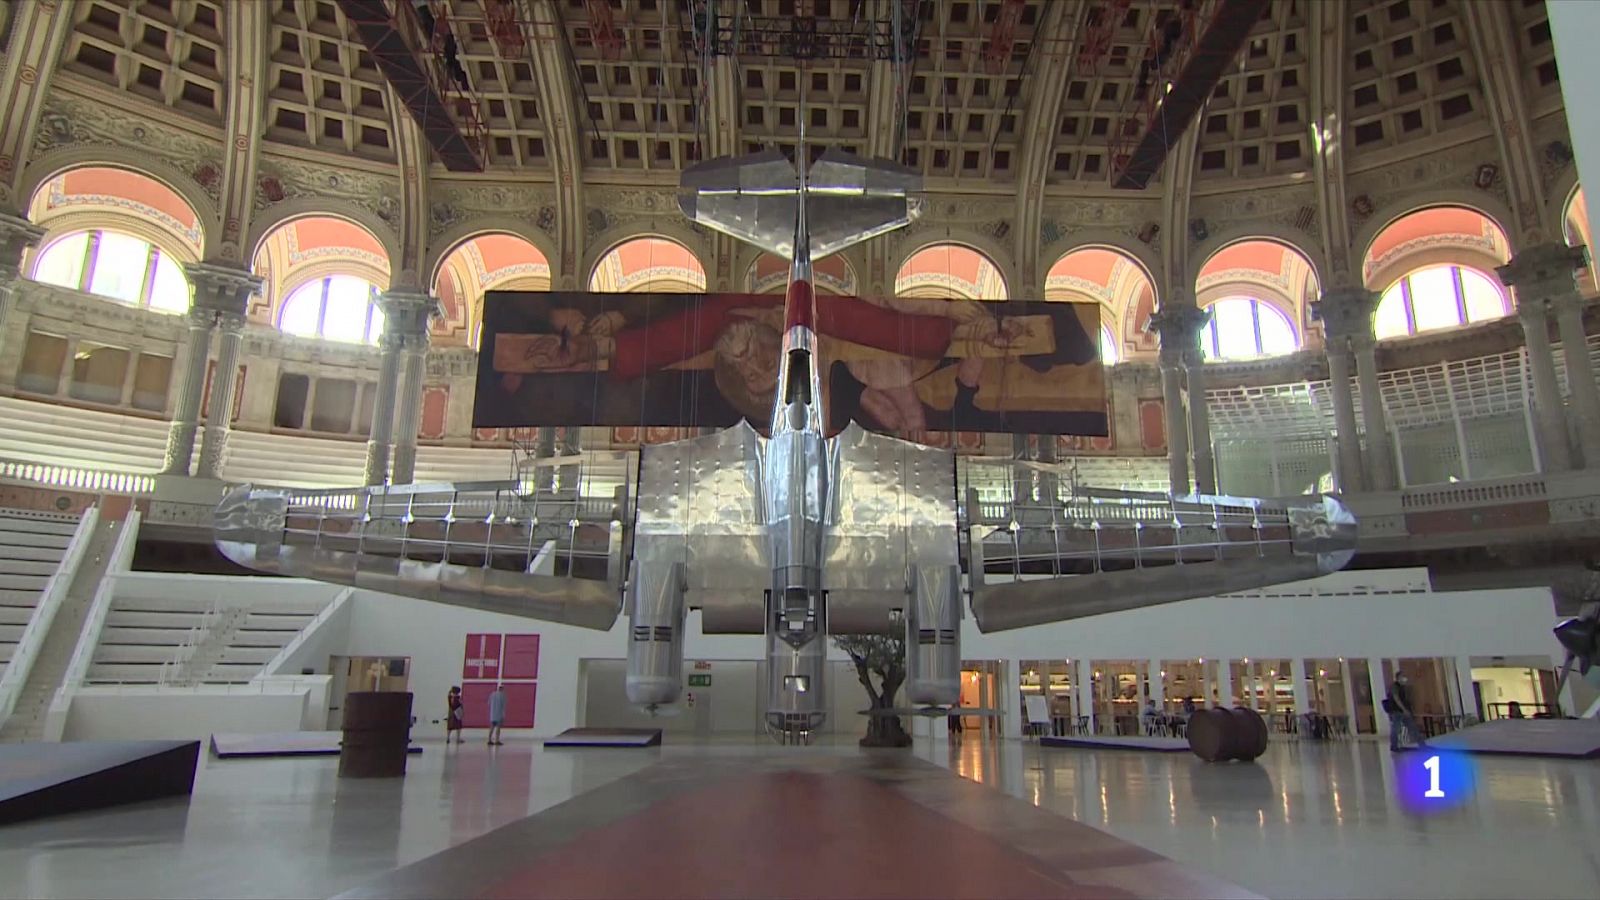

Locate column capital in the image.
[1147,304,1211,364]
[184,305,218,329]
[377,289,441,341]
[1311,286,1380,342]
[216,310,248,333]
[189,262,264,316]
[1496,242,1588,302]
[0,211,46,280]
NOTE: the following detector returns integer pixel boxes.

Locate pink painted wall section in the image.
[419,387,449,439]
[1139,398,1167,451]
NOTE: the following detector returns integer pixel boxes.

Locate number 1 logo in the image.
[1424,754,1445,798]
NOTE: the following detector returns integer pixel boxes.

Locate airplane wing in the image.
[823,424,959,635]
[961,458,1358,632]
[213,458,630,629]
[632,421,770,632]
[678,149,923,261]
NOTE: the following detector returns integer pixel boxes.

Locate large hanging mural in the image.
[473,291,1107,437]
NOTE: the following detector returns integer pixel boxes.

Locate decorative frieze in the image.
[430,181,557,238]
[254,153,401,226]
[31,90,224,210]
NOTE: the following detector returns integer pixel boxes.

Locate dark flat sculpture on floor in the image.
[209,731,423,758]
[335,750,1260,900]
[543,727,663,748]
[1426,718,1600,759]
[0,740,199,826]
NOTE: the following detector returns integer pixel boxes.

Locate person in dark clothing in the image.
[1385,672,1426,751]
[445,685,463,745]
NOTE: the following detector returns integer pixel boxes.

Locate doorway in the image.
[326,655,411,730]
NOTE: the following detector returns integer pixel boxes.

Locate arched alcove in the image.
[894,243,1007,300]
[589,237,707,293]
[1362,207,1512,341]
[433,232,551,347]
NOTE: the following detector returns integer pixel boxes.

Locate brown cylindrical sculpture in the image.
[1230,707,1269,761]
[340,691,414,778]
[1188,706,1270,762]
[1186,708,1239,762]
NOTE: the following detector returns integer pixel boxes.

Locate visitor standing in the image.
[446,686,463,745]
[1385,672,1426,751]
[487,684,507,746]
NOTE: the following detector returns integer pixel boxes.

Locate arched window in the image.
[1100,325,1119,364]
[1373,265,1508,340]
[279,275,385,344]
[1199,297,1297,360]
[31,229,191,313]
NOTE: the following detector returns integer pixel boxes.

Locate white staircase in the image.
[89,590,330,686]
[0,517,122,742]
[0,509,79,677]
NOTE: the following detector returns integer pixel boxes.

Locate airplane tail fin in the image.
[678,148,923,261]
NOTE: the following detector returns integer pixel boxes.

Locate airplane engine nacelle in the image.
[625,561,686,708]
[905,565,961,707]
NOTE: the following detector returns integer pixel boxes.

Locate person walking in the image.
[446,686,464,745]
[487,684,507,746]
[1385,672,1426,751]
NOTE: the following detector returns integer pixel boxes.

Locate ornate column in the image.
[0,213,45,337]
[1323,344,1363,492]
[1148,305,1208,495]
[1508,243,1600,466]
[389,338,430,485]
[1315,287,1392,491]
[1499,247,1579,472]
[1352,335,1395,490]
[366,291,435,483]
[163,309,217,476]
[190,264,264,480]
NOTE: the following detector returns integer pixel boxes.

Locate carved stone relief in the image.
[429,181,557,238]
[1346,136,1511,217]
[254,154,401,225]
[32,92,223,201]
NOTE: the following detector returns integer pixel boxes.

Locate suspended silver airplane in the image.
[214,143,1358,743]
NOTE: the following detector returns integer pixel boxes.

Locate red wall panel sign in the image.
[463,633,503,680]
[501,634,541,679]
[460,681,538,729]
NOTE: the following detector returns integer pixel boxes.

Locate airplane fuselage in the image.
[761,209,833,739]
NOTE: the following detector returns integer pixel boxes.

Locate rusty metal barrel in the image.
[1187,706,1269,762]
[340,691,414,778]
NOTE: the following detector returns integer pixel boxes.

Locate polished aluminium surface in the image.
[214,452,632,630]
[905,564,962,706]
[677,147,923,261]
[622,560,686,709]
[963,458,1359,632]
[632,422,767,634]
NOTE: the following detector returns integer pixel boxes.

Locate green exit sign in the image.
[687,674,712,687]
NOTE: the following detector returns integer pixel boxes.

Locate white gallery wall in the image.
[55,567,1563,740]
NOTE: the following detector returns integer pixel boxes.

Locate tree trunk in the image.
[859,668,912,748]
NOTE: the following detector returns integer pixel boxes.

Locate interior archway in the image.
[1363,207,1513,340]
[1046,246,1158,363]
[252,216,392,343]
[1564,187,1595,296]
[589,237,707,293]
[433,233,551,347]
[1195,239,1319,359]
[745,253,857,295]
[894,243,1007,300]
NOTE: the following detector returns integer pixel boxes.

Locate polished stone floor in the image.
[1,735,1597,899]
